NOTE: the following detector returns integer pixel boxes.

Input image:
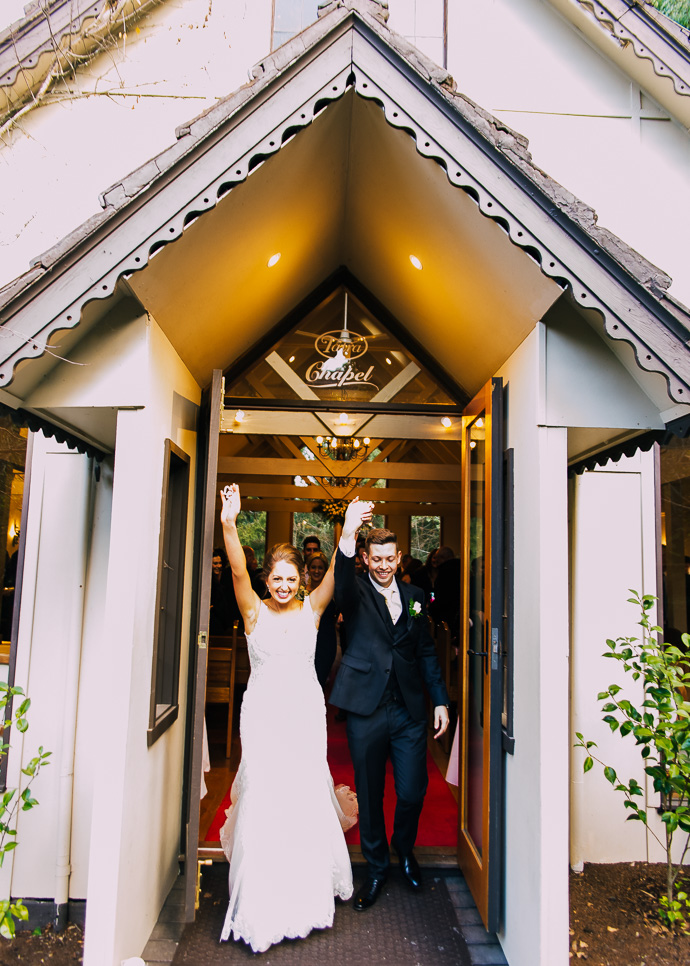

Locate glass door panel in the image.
[466,413,486,856]
[457,378,503,933]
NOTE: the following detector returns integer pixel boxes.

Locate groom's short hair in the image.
[365,528,398,551]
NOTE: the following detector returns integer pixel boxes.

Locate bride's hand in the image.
[342,497,374,539]
[220,484,241,526]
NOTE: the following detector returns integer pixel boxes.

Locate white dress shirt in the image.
[369,574,402,623]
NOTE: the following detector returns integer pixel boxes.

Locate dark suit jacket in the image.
[330,549,449,720]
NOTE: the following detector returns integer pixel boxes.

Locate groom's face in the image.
[363,542,402,589]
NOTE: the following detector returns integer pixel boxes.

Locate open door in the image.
[183,369,224,920]
[457,377,504,932]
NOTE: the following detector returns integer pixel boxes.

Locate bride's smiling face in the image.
[266,560,301,605]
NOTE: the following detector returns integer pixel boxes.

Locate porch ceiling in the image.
[125,91,561,396]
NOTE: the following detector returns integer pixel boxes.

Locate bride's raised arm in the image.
[309,497,374,617]
[220,484,262,631]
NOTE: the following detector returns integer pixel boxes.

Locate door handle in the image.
[467,648,489,675]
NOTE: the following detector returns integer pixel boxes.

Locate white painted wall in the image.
[0,0,273,290]
[2,0,688,312]
[0,314,200,962]
[82,319,200,966]
[494,328,571,966]
[387,0,445,66]
[445,0,690,308]
[0,435,95,901]
[70,455,114,898]
[569,450,678,868]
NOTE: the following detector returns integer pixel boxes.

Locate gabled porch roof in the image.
[0,0,688,445]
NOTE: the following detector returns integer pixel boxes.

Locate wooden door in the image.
[183,370,224,920]
[457,377,504,932]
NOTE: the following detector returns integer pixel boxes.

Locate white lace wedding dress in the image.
[219,597,353,952]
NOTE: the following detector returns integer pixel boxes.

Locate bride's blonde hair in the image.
[263,543,303,578]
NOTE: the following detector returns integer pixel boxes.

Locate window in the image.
[387,0,447,69]
[294,511,335,557]
[236,509,267,567]
[272,0,320,50]
[148,440,190,746]
[410,514,440,560]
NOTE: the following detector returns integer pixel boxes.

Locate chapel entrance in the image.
[183,277,507,931]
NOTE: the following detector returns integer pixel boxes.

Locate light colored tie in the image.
[384,585,402,623]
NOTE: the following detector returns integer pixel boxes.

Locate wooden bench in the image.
[206,622,249,757]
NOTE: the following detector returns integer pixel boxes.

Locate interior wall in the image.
[442,513,461,553]
[266,511,293,549]
[385,512,410,552]
[495,328,571,966]
[83,319,201,966]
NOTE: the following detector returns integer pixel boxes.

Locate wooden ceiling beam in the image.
[218,481,460,502]
[218,456,461,480]
[238,498,462,515]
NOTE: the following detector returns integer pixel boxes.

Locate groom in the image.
[331,500,449,911]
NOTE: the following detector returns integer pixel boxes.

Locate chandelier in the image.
[316,476,355,488]
[315,434,370,461]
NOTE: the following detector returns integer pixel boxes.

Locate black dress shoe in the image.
[353,876,386,911]
[398,852,423,890]
[391,839,423,890]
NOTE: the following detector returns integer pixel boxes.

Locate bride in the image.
[218,484,372,953]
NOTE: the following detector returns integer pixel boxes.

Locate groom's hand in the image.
[342,497,374,540]
[433,705,450,739]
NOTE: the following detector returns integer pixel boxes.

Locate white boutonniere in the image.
[408,599,422,618]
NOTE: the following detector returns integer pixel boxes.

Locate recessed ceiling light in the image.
[441,416,452,428]
[267,252,281,267]
[386,357,392,365]
[409,254,423,270]
[289,355,295,363]
[470,440,477,449]
[476,417,484,428]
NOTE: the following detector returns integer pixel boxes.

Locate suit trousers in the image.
[346,695,428,877]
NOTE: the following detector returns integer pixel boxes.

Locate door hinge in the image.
[198,631,207,649]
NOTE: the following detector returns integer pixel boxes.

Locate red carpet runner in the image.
[206,706,457,845]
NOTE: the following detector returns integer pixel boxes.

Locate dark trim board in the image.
[12,898,86,932]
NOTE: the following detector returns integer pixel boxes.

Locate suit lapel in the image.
[398,580,414,632]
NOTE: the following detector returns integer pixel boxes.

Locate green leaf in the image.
[583,757,594,773]
[604,766,617,785]
[662,812,679,832]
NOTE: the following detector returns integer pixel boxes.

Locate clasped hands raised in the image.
[342,496,375,537]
